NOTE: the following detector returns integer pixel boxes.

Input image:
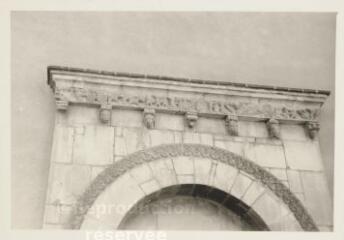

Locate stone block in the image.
[300,171,333,226]
[241,181,266,206]
[51,125,74,163]
[48,164,92,205]
[174,131,183,143]
[284,141,324,171]
[280,124,308,141]
[155,113,184,131]
[183,132,200,144]
[123,128,145,154]
[114,137,127,156]
[177,175,194,184]
[197,117,226,134]
[251,191,290,229]
[230,173,253,199]
[149,159,177,188]
[140,179,160,195]
[286,170,303,193]
[73,126,115,165]
[212,162,238,193]
[67,105,99,125]
[199,133,213,146]
[111,109,142,128]
[253,144,286,168]
[129,164,153,183]
[194,158,213,185]
[149,129,175,147]
[173,156,194,175]
[238,121,269,138]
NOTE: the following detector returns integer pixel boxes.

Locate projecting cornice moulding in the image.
[47,66,330,125]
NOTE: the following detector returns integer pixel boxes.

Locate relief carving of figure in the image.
[225,115,239,136]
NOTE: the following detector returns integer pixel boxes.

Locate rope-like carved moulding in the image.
[225,115,239,136]
[68,144,319,231]
[185,112,198,129]
[143,108,156,129]
[266,118,281,139]
[305,121,320,139]
[99,104,112,124]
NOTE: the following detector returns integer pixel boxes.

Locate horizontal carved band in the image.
[54,87,320,122]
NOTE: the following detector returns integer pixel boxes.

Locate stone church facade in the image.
[43,66,332,231]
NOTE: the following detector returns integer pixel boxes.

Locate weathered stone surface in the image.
[111,109,142,128]
[73,126,114,165]
[211,162,238,193]
[252,144,286,168]
[199,133,213,146]
[280,124,308,141]
[268,168,288,181]
[238,121,269,138]
[284,141,324,171]
[67,105,99,125]
[242,181,266,206]
[149,129,175,147]
[149,159,177,187]
[122,128,146,154]
[140,179,160,195]
[84,174,145,229]
[197,117,226,134]
[51,125,74,163]
[194,158,213,185]
[183,132,200,144]
[230,173,253,199]
[129,164,153,183]
[48,164,92,205]
[252,191,290,229]
[287,170,303,193]
[156,113,185,131]
[300,171,333,226]
[44,205,60,224]
[173,156,194,175]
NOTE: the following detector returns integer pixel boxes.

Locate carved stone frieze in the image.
[143,108,156,129]
[225,115,239,136]
[68,144,319,231]
[266,118,281,139]
[185,112,198,129]
[53,86,321,122]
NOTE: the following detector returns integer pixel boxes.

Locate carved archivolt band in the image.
[68,144,318,231]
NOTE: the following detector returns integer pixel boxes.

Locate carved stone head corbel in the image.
[305,121,320,139]
[143,108,156,129]
[99,104,112,124]
[56,99,69,111]
[225,115,239,136]
[185,112,198,129]
[266,118,280,139]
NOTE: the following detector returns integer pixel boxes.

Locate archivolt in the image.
[68,143,318,231]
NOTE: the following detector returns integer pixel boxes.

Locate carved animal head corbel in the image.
[185,112,198,129]
[143,108,156,129]
[225,115,239,136]
[305,121,320,139]
[266,118,280,139]
[99,104,112,124]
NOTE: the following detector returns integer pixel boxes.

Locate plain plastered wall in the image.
[11,12,335,228]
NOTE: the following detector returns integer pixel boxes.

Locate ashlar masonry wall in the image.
[43,66,332,231]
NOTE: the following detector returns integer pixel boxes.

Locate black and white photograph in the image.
[1,1,344,240]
